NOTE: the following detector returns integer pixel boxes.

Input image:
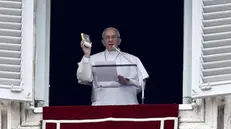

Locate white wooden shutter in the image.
[191,0,231,98]
[0,0,34,101]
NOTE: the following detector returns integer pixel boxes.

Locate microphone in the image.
[113,45,145,104]
[113,45,133,64]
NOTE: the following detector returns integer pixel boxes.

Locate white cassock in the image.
[77,50,149,106]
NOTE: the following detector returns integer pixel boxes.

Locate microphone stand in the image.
[113,46,145,104]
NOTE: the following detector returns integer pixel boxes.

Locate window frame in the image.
[34,0,222,128]
[34,0,198,111]
[34,0,50,106]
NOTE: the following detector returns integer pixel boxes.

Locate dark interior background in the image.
[49,0,184,106]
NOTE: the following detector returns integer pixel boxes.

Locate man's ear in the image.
[101,39,105,46]
[118,38,122,46]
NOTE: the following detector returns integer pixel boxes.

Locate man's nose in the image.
[109,38,113,41]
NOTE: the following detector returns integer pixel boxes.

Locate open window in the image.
[0,0,34,101]
[34,0,231,110]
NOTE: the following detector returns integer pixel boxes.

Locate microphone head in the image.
[112,45,116,49]
[112,45,123,55]
[112,45,119,51]
[112,45,117,50]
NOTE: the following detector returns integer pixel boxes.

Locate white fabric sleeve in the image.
[127,78,146,94]
[76,56,93,83]
[128,56,149,94]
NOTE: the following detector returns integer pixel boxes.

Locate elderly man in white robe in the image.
[77,27,149,106]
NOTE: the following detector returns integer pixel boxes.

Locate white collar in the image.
[105,49,118,56]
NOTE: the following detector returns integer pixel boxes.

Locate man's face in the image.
[102,28,120,51]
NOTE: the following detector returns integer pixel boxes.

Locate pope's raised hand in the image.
[81,40,91,58]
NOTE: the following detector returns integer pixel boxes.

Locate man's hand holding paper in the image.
[118,75,129,85]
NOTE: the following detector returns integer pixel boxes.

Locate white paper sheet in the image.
[93,61,118,82]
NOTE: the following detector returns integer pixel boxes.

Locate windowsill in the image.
[34,107,43,113]
[179,104,193,110]
[33,104,193,113]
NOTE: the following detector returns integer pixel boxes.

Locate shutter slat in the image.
[0,1,22,9]
[0,28,21,37]
[203,53,231,62]
[0,0,22,2]
[203,60,231,69]
[0,71,20,79]
[0,36,21,43]
[203,17,231,27]
[202,74,231,82]
[0,21,21,30]
[0,14,21,23]
[0,42,20,51]
[203,31,231,41]
[203,38,231,48]
[0,57,20,65]
[203,10,231,20]
[0,7,21,16]
[203,24,231,34]
[203,45,231,55]
[203,0,231,6]
[201,0,231,83]
[0,78,20,86]
[203,67,231,76]
[0,49,21,58]
[203,3,231,13]
[0,64,19,72]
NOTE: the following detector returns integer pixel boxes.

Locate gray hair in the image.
[102,27,121,38]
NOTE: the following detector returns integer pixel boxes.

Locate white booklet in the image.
[93,61,118,82]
